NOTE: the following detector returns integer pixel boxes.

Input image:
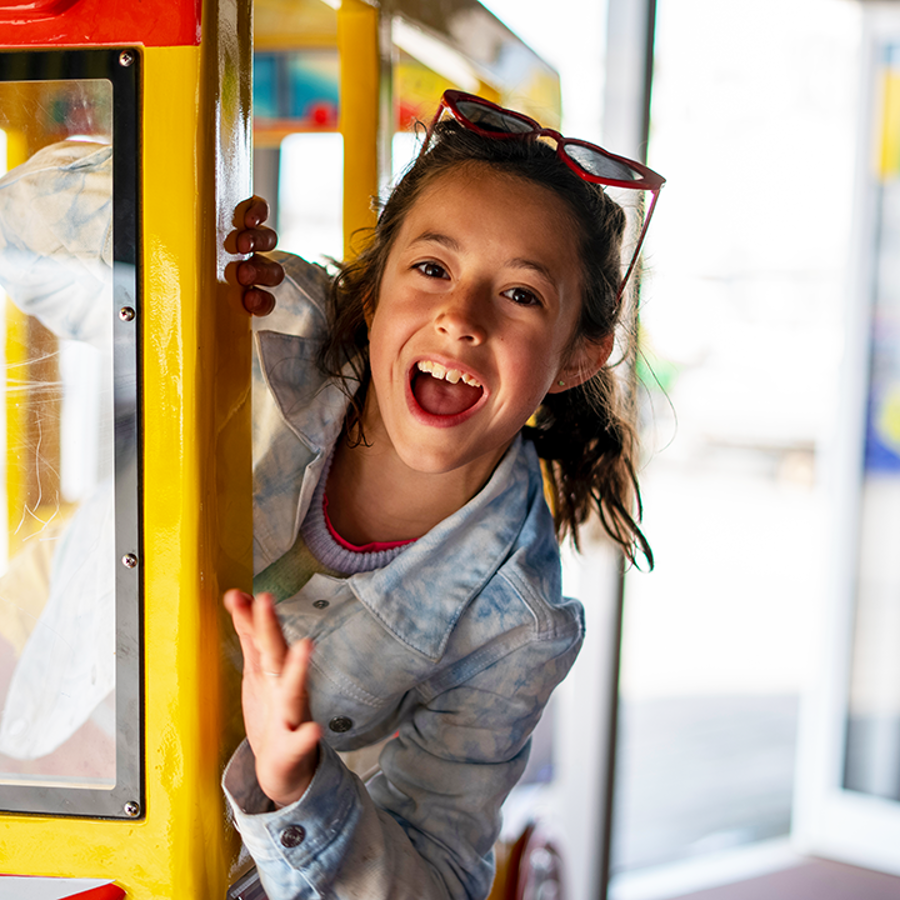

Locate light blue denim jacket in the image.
[224,254,585,900]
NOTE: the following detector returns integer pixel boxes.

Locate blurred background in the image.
[255,0,900,897]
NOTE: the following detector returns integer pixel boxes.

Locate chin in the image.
[397,447,469,476]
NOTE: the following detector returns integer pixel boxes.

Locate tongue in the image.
[413,372,482,416]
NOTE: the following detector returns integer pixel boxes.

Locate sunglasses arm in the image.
[616,188,661,305]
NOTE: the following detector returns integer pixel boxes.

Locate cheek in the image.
[512,352,560,409]
[367,325,388,382]
[362,291,377,329]
[367,309,409,391]
[513,330,572,404]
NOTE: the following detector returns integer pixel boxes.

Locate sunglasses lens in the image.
[455,99,534,135]
[564,144,642,182]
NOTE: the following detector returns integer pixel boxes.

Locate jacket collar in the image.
[350,435,536,660]
[258,329,352,454]
[254,330,356,566]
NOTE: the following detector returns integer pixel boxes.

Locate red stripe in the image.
[0,879,126,900]
[0,0,201,47]
[322,493,417,554]
[64,884,126,900]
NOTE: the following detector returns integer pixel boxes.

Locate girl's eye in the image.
[502,286,542,308]
[414,261,449,280]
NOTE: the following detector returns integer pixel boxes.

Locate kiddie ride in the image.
[0,0,565,896]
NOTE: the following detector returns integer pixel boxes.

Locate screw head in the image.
[119,50,135,68]
[122,553,138,569]
[124,800,141,817]
[119,306,136,321]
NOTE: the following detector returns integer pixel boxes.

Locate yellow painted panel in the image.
[4,299,28,548]
[0,15,253,891]
[879,70,900,179]
[256,0,337,47]
[394,56,457,131]
[338,0,380,259]
[0,46,205,896]
[4,132,29,554]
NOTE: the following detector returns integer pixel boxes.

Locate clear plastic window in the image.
[0,50,140,818]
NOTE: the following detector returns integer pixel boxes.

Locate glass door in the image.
[793,10,900,873]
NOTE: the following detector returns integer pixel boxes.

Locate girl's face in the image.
[364,164,598,486]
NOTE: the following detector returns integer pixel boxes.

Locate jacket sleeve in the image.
[223,629,582,900]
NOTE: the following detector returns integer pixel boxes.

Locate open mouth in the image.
[410,360,484,417]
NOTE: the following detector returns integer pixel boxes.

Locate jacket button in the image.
[312,599,329,609]
[329,715,353,733]
[280,825,306,848]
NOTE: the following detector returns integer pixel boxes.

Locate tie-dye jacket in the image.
[224,253,585,900]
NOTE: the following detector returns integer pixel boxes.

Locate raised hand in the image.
[224,589,322,807]
[235,196,284,316]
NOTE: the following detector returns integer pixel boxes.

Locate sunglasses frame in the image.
[423,89,666,303]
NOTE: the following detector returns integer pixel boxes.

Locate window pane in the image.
[0,50,141,818]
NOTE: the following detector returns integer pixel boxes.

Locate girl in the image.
[225,90,663,900]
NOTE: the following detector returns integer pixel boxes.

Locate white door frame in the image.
[793,3,900,875]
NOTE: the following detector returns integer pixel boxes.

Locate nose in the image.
[435,285,488,344]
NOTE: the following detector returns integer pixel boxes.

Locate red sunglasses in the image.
[423,90,666,303]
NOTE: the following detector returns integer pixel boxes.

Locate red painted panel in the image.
[0,0,202,47]
[67,883,127,900]
[0,878,127,899]
[0,0,79,14]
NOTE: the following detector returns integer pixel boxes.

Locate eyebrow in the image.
[410,231,462,252]
[410,232,557,284]
[507,257,556,284]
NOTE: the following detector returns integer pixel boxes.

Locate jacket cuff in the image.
[223,739,360,873]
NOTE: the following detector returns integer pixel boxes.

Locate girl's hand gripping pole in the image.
[233,196,285,316]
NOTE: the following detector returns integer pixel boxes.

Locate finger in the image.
[242,288,277,317]
[224,587,251,614]
[236,226,278,255]
[224,589,263,669]
[237,256,285,288]
[279,638,314,728]
[253,592,289,676]
[224,588,256,638]
[244,196,270,229]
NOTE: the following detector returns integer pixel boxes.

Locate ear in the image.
[548,332,615,394]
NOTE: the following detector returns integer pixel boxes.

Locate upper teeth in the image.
[417,360,482,388]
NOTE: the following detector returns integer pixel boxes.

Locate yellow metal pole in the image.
[337,0,380,260]
[4,130,31,557]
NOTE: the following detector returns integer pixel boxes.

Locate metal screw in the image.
[122,553,138,569]
[124,800,141,817]
[119,306,136,321]
[119,50,135,68]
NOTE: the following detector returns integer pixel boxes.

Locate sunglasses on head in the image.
[423,89,666,303]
